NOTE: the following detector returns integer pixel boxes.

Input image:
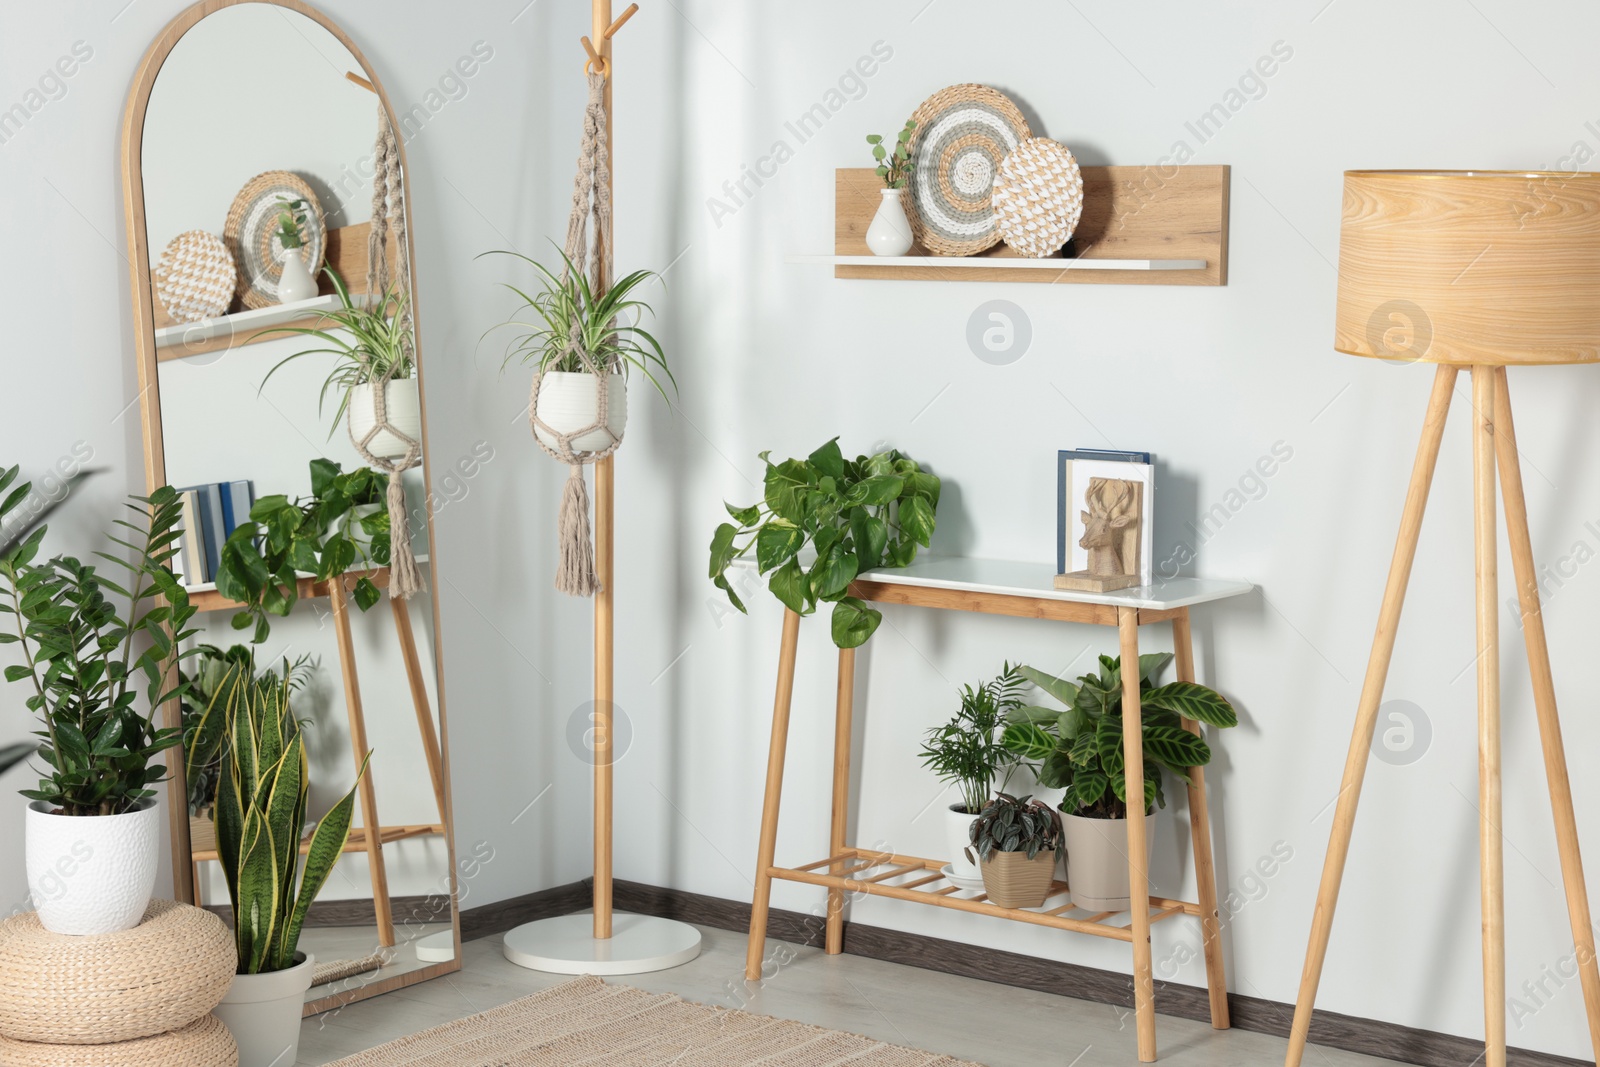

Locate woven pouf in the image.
[0,1015,237,1067]
[0,900,236,1045]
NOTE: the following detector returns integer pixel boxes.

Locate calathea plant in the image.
[708,439,938,648]
[0,465,196,815]
[1001,655,1236,819]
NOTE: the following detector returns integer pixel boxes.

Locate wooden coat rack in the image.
[500,0,701,975]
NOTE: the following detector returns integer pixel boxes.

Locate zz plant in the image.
[709,439,938,648]
[214,652,367,974]
[0,466,196,815]
[968,793,1061,862]
[1001,655,1236,819]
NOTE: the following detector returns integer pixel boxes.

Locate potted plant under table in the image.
[968,792,1062,909]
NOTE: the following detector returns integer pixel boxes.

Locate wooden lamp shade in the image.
[1335,170,1600,365]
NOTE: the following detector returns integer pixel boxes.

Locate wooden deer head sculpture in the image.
[1079,478,1137,578]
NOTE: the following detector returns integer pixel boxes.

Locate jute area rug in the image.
[327,974,985,1066]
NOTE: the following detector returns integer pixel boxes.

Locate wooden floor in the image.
[294,921,1402,1067]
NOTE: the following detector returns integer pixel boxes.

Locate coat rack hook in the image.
[604,4,639,40]
[581,35,609,77]
[345,71,376,94]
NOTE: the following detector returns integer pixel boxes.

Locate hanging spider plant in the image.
[481,245,676,404]
[259,267,414,437]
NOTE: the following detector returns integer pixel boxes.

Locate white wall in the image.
[4,0,1600,1059]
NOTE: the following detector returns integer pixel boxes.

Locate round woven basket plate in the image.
[992,137,1085,258]
[154,231,236,323]
[0,899,235,1045]
[0,1015,236,1067]
[905,84,1032,256]
[223,170,326,310]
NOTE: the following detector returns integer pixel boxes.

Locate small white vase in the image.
[945,803,982,881]
[348,379,422,461]
[866,188,914,257]
[534,371,628,453]
[213,953,315,1067]
[277,248,318,304]
[25,798,160,935]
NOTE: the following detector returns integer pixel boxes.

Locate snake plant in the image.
[213,654,368,974]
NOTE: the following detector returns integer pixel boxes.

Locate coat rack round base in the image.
[502,913,702,975]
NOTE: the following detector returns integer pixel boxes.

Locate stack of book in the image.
[173,481,255,586]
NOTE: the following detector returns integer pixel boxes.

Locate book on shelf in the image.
[174,480,255,586]
[1057,449,1154,580]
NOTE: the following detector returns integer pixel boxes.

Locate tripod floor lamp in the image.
[1285,171,1600,1067]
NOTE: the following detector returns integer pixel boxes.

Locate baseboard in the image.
[460,879,1592,1067]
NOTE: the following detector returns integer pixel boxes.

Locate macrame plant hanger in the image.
[347,104,423,600]
[501,0,702,976]
[528,71,620,598]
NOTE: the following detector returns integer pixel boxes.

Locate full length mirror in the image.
[123,0,459,1016]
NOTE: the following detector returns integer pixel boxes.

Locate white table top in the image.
[854,557,1253,610]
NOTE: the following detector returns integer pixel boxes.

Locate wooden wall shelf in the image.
[830,165,1229,286]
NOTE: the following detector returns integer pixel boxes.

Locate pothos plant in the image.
[867,119,917,188]
[708,439,938,648]
[0,466,196,815]
[1000,655,1236,819]
[214,458,390,643]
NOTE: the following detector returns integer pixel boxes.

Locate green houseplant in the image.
[1001,654,1236,909]
[182,644,313,819]
[708,439,938,649]
[866,119,917,190]
[967,792,1062,908]
[272,197,318,304]
[0,464,197,934]
[213,458,389,643]
[919,665,1025,881]
[210,651,367,1062]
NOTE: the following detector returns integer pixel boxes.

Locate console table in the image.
[743,558,1252,1063]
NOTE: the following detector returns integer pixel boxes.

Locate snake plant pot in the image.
[945,804,982,881]
[979,848,1057,909]
[213,952,315,1067]
[534,371,628,454]
[348,379,421,461]
[25,798,160,935]
[1062,811,1155,912]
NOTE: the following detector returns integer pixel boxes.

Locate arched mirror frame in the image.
[119,0,461,1011]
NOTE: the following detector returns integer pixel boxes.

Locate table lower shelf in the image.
[771,846,1198,941]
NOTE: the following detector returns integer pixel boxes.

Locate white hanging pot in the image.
[866,188,914,257]
[277,248,319,304]
[348,379,422,461]
[534,371,628,454]
[25,798,160,935]
[213,953,316,1067]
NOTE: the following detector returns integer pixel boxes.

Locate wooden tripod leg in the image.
[1119,607,1157,1063]
[746,608,802,982]
[330,577,394,947]
[391,596,447,825]
[1173,607,1229,1030]
[1472,366,1506,1067]
[826,645,856,955]
[1493,367,1600,1060]
[1285,364,1458,1067]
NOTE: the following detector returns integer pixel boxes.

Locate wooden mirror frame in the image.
[119,0,461,1012]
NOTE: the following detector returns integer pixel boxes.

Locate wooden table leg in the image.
[1473,366,1506,1067]
[1285,365,1457,1067]
[391,596,448,825]
[1173,607,1229,1030]
[746,608,802,981]
[826,645,856,955]
[1118,606,1157,1063]
[1493,367,1600,1061]
[330,576,394,947]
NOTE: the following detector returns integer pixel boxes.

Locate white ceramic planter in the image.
[348,379,422,460]
[534,371,628,453]
[866,188,914,256]
[1061,811,1155,912]
[277,248,318,304]
[25,798,159,935]
[213,953,315,1067]
[945,804,982,880]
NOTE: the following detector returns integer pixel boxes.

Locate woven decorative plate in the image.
[0,1015,237,1067]
[904,84,1032,256]
[223,170,326,310]
[154,231,236,322]
[992,137,1085,258]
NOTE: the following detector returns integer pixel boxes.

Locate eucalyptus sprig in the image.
[867,119,917,189]
[274,196,309,251]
